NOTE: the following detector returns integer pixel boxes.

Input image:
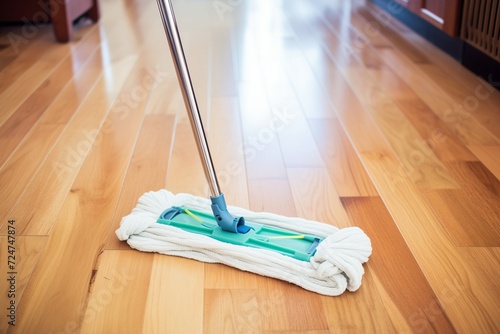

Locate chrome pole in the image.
[156,0,221,197]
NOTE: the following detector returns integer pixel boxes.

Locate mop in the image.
[116,0,372,296]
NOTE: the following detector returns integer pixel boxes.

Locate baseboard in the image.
[462,43,500,90]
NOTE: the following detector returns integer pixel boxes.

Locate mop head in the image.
[116,190,372,296]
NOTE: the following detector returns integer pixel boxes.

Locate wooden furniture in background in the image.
[0,0,51,23]
[395,0,462,35]
[0,0,100,42]
[50,0,100,42]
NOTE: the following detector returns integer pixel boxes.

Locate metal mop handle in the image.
[156,0,221,197]
[156,0,250,234]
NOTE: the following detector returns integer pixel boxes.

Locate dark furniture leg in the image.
[50,0,100,42]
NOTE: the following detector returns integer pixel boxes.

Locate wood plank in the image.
[418,63,500,139]
[467,145,500,180]
[254,276,329,332]
[276,107,325,169]
[245,170,329,331]
[288,17,392,156]
[287,4,500,332]
[204,289,261,333]
[362,5,500,137]
[229,22,262,84]
[248,179,296,217]
[0,54,137,235]
[0,123,64,209]
[287,169,410,332]
[0,44,103,210]
[232,23,293,181]
[0,26,98,128]
[205,264,258,289]
[242,132,288,181]
[143,256,204,333]
[452,247,500,331]
[0,27,55,92]
[345,68,459,189]
[400,32,500,113]
[138,43,176,116]
[102,58,174,248]
[353,7,430,64]
[421,161,500,247]
[37,46,107,125]
[209,97,249,207]
[343,7,499,146]
[308,119,379,196]
[287,168,352,228]
[80,250,153,334]
[320,270,398,334]
[360,151,500,333]
[341,196,456,333]
[105,114,175,250]
[0,25,52,72]
[0,236,46,334]
[390,97,478,162]
[314,12,461,189]
[422,188,500,247]
[10,58,150,333]
[324,9,478,163]
[323,22,476,162]
[260,70,324,169]
[446,161,500,209]
[263,331,329,334]
[283,51,338,120]
[238,82,289,180]
[165,118,209,197]
[210,30,237,97]
[0,41,100,166]
[254,35,326,169]
[95,0,155,63]
[0,46,106,229]
[366,271,415,333]
[457,247,500,302]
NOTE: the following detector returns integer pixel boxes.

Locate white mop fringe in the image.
[116,190,372,296]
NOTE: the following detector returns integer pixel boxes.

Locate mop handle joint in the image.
[211,193,250,234]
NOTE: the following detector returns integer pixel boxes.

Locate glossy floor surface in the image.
[0,0,499,333]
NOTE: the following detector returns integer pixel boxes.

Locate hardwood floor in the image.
[0,0,499,332]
